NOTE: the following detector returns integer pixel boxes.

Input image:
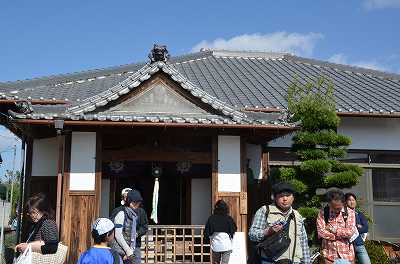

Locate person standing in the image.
[77,218,122,264]
[204,200,237,264]
[15,193,59,255]
[345,193,371,264]
[110,190,143,264]
[317,189,356,264]
[117,187,148,264]
[249,182,311,264]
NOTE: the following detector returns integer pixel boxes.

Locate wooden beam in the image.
[12,118,297,130]
[102,149,211,164]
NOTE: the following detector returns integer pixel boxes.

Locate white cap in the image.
[92,218,114,235]
[121,188,132,196]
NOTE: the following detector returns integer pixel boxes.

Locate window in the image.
[372,168,400,202]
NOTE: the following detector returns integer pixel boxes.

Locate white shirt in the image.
[210,232,233,252]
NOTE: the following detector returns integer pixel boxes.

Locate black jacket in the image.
[204,214,237,241]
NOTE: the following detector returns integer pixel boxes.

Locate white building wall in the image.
[69,132,97,191]
[269,117,400,150]
[338,117,400,150]
[31,137,58,177]
[191,178,211,225]
[217,136,241,192]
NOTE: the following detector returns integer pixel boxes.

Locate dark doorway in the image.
[104,161,211,225]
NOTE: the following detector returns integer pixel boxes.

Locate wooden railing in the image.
[141,225,212,263]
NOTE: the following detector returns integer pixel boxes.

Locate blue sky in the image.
[0,0,399,174]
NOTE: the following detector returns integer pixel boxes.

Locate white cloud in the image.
[328,54,347,64]
[328,53,389,72]
[364,0,400,9]
[192,32,324,56]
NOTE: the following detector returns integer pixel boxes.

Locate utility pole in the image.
[10,145,16,208]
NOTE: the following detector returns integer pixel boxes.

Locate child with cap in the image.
[77,218,122,264]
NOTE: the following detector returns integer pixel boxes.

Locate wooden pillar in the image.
[240,137,248,233]
[55,133,64,230]
[212,135,247,232]
[211,136,218,205]
[61,132,102,263]
[21,138,33,241]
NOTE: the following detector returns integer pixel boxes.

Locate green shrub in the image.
[364,240,390,264]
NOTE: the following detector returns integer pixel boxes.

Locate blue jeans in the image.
[355,244,371,264]
[134,247,141,264]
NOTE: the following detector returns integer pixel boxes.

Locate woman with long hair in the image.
[15,193,59,254]
[205,200,237,264]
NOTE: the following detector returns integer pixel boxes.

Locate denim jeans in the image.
[355,245,371,264]
[134,247,141,264]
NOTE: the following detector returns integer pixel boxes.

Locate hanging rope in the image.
[150,177,159,224]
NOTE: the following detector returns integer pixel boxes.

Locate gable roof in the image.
[2,49,400,119]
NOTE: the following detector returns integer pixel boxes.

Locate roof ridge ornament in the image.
[149,44,170,63]
[14,100,33,114]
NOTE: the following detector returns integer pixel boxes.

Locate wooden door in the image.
[212,136,247,232]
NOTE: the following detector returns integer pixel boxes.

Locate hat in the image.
[121,188,132,196]
[92,218,114,236]
[272,182,296,195]
[126,189,143,204]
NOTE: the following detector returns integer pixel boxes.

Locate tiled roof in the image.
[2,49,400,115]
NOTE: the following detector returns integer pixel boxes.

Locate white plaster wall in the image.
[217,136,241,192]
[269,117,400,151]
[31,137,58,177]
[246,144,262,180]
[100,179,110,217]
[69,132,97,191]
[191,178,211,225]
[338,117,400,150]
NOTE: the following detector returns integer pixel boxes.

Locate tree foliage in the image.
[277,77,363,242]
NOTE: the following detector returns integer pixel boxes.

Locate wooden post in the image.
[61,132,102,263]
[211,136,218,205]
[21,138,33,241]
[240,137,248,232]
[55,132,64,230]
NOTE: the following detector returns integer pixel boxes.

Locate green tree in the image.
[277,77,363,242]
